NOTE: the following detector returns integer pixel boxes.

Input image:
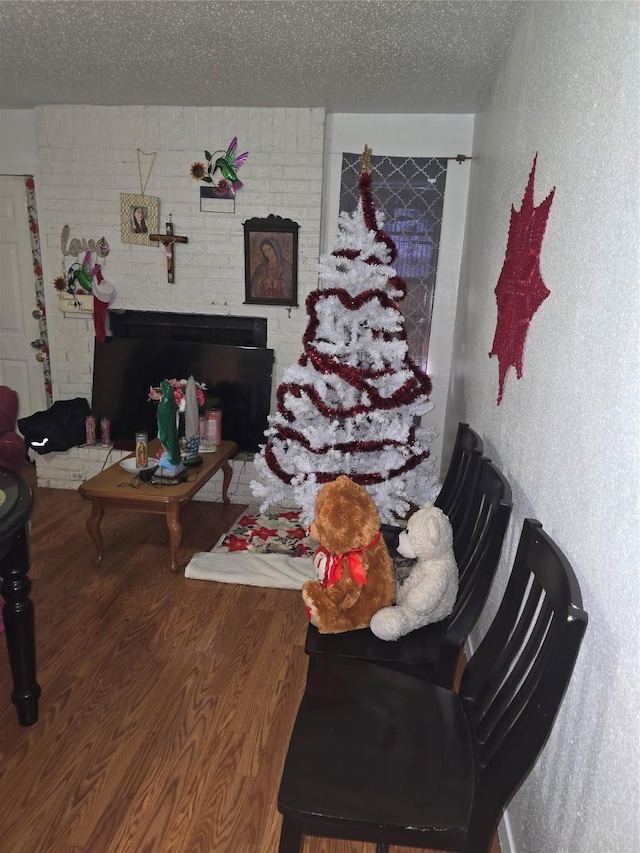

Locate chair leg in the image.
[278,816,304,853]
[376,844,389,853]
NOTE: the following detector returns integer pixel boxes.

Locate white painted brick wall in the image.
[34,104,325,491]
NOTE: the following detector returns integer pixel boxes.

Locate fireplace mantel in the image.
[108,310,267,348]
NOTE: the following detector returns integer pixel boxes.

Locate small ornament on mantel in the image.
[149,216,188,284]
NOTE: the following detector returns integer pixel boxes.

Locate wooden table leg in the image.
[86,498,105,567]
[221,460,232,504]
[166,503,183,573]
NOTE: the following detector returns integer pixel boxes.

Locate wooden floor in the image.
[0,463,500,853]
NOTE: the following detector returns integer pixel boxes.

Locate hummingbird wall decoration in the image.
[191,137,249,195]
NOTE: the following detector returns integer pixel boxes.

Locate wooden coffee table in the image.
[79,439,238,572]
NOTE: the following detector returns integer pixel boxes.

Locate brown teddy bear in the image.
[302,475,396,633]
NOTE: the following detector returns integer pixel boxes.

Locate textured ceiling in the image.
[0,1,526,113]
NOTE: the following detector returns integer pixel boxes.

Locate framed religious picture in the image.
[244,214,299,306]
[120,193,159,245]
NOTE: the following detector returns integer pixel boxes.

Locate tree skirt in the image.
[184,506,316,589]
[212,506,314,557]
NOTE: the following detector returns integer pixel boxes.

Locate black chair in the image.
[379,421,483,562]
[305,457,512,688]
[435,421,483,520]
[278,519,588,853]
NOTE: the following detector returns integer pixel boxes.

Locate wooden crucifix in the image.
[149,218,188,284]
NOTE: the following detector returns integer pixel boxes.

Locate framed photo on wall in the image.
[244,214,299,306]
[120,193,159,245]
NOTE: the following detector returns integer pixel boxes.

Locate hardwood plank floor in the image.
[0,463,500,853]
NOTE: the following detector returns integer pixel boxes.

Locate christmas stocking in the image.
[92,267,115,342]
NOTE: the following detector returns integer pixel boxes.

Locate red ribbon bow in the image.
[316,532,381,587]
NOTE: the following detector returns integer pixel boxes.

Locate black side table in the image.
[0,467,40,726]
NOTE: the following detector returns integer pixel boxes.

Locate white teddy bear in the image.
[370,502,458,641]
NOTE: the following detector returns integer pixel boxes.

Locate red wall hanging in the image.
[489,154,555,404]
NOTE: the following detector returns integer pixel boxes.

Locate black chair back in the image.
[459,518,588,846]
[380,422,483,555]
[434,457,512,685]
[435,422,483,526]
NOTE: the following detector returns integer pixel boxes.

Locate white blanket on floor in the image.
[184,550,314,589]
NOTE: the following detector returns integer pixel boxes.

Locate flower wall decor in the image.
[191,136,249,200]
[53,242,114,321]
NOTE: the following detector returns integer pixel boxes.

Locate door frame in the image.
[1,174,51,409]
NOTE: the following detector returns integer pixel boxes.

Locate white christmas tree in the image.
[251,147,438,525]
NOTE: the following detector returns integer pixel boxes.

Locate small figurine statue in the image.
[156,379,184,475]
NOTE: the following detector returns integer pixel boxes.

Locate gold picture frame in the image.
[120,193,159,245]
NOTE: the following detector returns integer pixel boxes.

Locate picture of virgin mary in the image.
[250,235,293,300]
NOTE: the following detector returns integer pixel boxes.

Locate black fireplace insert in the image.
[91,311,273,452]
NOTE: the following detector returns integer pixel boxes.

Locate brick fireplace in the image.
[35,311,274,505]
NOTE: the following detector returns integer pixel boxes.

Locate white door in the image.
[0,175,46,420]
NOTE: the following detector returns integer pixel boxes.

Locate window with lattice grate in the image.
[340,153,447,372]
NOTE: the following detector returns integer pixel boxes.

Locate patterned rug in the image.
[214,506,315,558]
[184,506,415,589]
[184,506,316,589]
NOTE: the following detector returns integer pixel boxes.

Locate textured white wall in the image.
[323,114,474,475]
[449,3,640,852]
[0,109,39,173]
[33,105,325,407]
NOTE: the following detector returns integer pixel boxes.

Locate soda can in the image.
[100,417,111,446]
[135,431,148,468]
[85,415,96,445]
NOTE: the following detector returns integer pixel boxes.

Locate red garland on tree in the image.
[251,147,438,525]
[489,154,555,404]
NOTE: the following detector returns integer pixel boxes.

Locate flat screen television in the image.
[91,338,274,452]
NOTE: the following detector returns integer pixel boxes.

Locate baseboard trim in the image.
[498,809,515,853]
